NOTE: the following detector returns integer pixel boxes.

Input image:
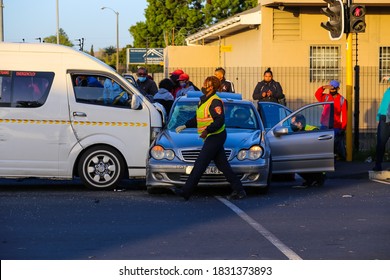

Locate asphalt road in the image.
[0,175,389,260]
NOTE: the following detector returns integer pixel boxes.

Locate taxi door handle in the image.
[73,112,87,117]
[318,135,333,141]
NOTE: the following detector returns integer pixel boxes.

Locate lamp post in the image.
[101,6,119,72]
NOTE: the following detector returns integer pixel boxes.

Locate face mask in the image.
[291,124,299,132]
[138,77,147,82]
[201,87,208,95]
[180,82,186,88]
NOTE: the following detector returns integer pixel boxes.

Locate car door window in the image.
[72,74,132,108]
[283,103,334,134]
[0,70,54,108]
[257,102,291,130]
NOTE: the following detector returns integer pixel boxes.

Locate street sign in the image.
[220,45,233,52]
[127,48,164,65]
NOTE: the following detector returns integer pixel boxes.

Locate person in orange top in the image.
[315,80,347,160]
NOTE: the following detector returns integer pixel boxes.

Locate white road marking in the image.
[216,196,302,260]
[370,179,390,185]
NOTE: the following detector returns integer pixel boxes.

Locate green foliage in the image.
[104,46,116,56]
[203,0,258,25]
[43,28,74,47]
[129,0,257,48]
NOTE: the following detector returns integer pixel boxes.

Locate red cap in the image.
[177,73,189,81]
[169,69,184,76]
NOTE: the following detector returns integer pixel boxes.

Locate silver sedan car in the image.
[146,92,335,194]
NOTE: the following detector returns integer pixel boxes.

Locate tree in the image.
[43,28,74,47]
[130,0,205,47]
[90,45,95,57]
[129,0,257,48]
[203,0,258,25]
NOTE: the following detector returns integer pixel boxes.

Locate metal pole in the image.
[56,0,60,44]
[346,32,353,161]
[102,7,119,72]
[0,0,4,41]
[116,11,119,72]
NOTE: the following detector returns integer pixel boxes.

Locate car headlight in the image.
[150,145,175,160]
[237,145,263,160]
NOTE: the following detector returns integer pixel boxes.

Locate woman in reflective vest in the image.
[174,76,246,200]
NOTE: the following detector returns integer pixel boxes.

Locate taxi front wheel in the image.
[78,145,125,190]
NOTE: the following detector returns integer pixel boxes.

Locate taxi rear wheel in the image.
[78,146,125,190]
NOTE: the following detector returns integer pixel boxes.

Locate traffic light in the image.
[320,0,344,40]
[349,4,366,33]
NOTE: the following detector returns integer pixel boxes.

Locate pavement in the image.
[329,160,390,182]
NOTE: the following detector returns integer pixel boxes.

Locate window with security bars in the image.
[379,47,390,81]
[309,46,341,82]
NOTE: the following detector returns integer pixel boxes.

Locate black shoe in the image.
[227,190,246,200]
[172,187,190,201]
[292,181,310,189]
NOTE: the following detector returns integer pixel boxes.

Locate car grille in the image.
[167,173,244,183]
[180,149,232,162]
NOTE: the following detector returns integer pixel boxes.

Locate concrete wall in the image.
[164,45,219,69]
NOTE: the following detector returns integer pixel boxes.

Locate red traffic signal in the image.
[349,5,366,33]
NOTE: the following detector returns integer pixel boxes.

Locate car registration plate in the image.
[185,166,222,175]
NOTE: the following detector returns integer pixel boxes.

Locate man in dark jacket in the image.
[214,67,235,93]
[252,68,285,105]
[136,67,158,100]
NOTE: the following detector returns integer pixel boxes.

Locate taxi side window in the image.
[72,74,132,108]
[0,71,54,108]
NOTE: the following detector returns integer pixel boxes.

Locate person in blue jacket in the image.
[373,76,390,171]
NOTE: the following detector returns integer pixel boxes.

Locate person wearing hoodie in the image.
[154,78,175,114]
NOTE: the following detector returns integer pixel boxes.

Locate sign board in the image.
[220,45,233,52]
[127,48,164,65]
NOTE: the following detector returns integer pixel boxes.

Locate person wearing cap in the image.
[175,73,195,98]
[315,80,347,160]
[372,76,390,171]
[214,67,235,93]
[173,76,246,201]
[169,69,184,98]
[136,67,158,100]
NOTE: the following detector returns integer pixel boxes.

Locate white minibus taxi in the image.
[0,43,164,189]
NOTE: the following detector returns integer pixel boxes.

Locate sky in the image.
[2,0,148,51]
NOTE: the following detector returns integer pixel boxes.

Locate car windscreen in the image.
[167,100,259,130]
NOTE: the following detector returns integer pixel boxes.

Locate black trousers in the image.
[375,115,390,167]
[181,130,244,196]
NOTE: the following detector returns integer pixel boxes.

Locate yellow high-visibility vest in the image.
[196,94,225,138]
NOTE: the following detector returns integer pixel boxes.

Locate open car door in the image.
[258,102,335,174]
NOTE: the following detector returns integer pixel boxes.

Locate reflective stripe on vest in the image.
[196,95,225,137]
[325,94,345,107]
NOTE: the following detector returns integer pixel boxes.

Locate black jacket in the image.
[136,78,158,96]
[218,78,235,93]
[252,79,284,103]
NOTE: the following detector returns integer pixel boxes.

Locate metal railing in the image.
[153,66,389,151]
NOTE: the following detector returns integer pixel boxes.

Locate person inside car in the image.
[290,114,326,188]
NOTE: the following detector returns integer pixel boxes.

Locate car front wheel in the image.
[78,145,125,190]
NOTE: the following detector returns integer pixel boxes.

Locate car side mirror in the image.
[273,126,289,137]
[131,95,142,110]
